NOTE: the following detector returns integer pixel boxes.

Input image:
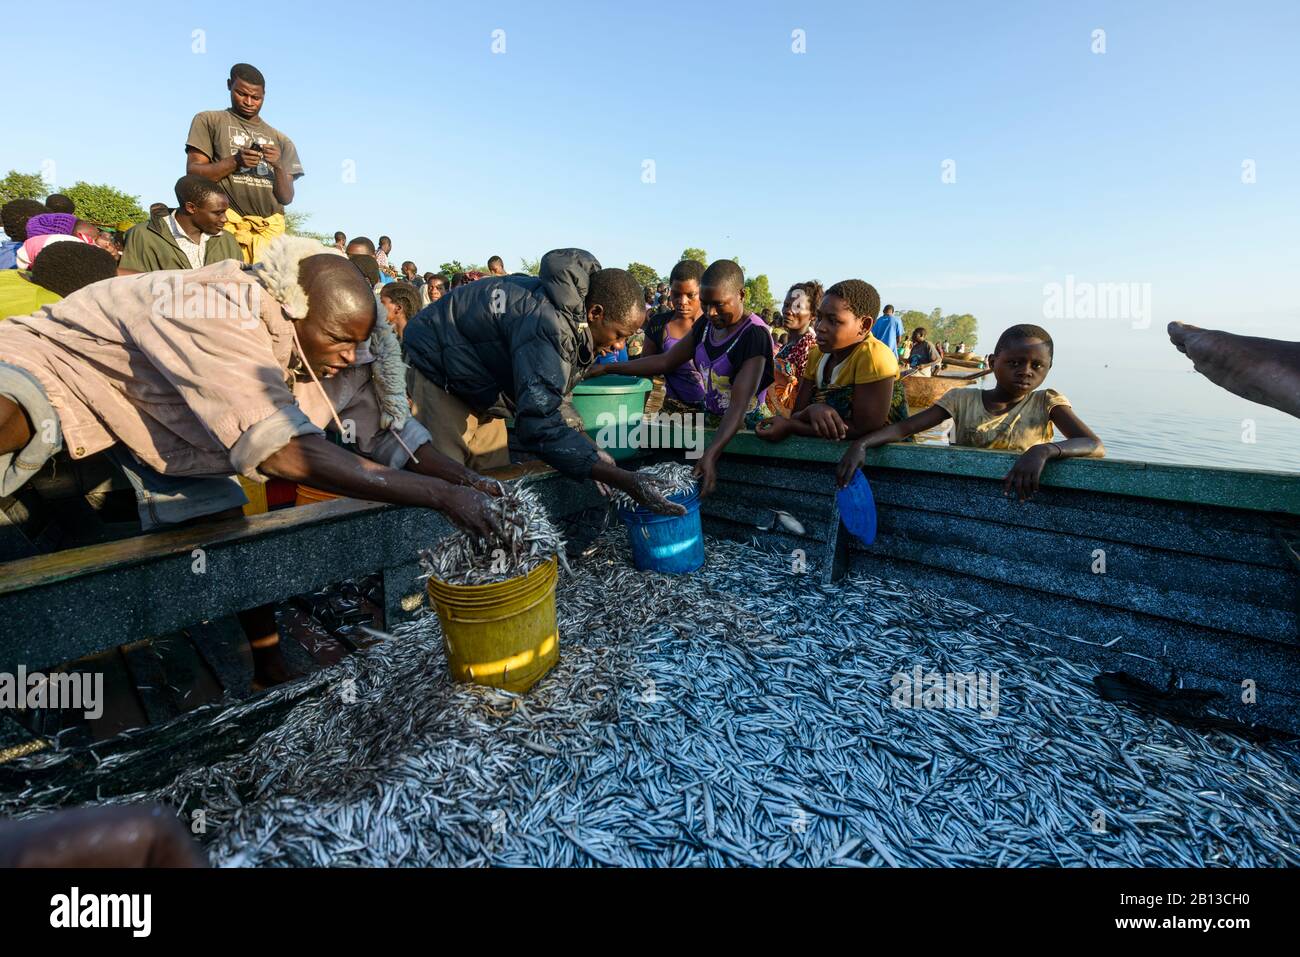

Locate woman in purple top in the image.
[689,311,773,420]
[588,260,773,495]
[639,259,707,410]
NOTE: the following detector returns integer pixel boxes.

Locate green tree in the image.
[744,274,775,315]
[679,247,707,267]
[899,310,929,336]
[439,260,487,276]
[284,210,331,244]
[61,181,146,228]
[627,262,660,287]
[520,257,540,276]
[0,170,50,204]
[900,307,978,350]
[941,313,979,350]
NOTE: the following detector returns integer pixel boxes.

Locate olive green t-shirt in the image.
[185,109,304,218]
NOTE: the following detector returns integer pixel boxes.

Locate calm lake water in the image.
[901,310,1299,474]
[924,319,1298,475]
[1040,360,1299,475]
[916,365,1298,473]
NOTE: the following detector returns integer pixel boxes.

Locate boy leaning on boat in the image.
[836,323,1105,500]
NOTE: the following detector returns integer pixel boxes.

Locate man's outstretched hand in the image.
[836,438,868,488]
[468,474,506,497]
[626,474,688,516]
[590,450,687,515]
[440,485,517,539]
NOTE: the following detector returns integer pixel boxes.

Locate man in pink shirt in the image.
[0,239,503,525]
[0,237,507,684]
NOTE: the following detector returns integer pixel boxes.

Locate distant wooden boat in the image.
[941,354,984,370]
[903,369,987,411]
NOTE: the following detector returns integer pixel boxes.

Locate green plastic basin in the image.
[570,375,653,461]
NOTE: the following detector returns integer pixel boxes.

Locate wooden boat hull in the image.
[1,432,1296,796]
[904,373,973,411]
[688,434,1300,735]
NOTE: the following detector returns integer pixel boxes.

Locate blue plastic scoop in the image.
[837,469,878,546]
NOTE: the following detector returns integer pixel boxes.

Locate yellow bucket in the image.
[295,483,342,507]
[239,476,269,516]
[426,555,559,693]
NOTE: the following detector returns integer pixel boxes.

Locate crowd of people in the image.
[2,59,1297,691]
[1,55,1297,871]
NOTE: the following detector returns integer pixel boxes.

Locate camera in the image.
[242,141,270,176]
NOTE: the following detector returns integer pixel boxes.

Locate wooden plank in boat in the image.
[644,430,1300,516]
[863,444,1300,517]
[865,469,1294,568]
[0,497,388,595]
[164,632,225,711]
[0,468,602,677]
[868,485,1296,606]
[0,501,446,675]
[120,632,224,725]
[85,648,149,742]
[274,616,325,678]
[864,531,1295,645]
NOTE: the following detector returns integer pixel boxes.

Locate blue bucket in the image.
[617,490,705,574]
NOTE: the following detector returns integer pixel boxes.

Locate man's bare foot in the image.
[1168,322,1300,419]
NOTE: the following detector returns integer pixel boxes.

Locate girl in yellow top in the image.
[838,324,1105,501]
[757,279,899,443]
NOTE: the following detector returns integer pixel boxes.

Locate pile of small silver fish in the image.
[608,461,698,511]
[420,482,565,586]
[5,532,1299,867]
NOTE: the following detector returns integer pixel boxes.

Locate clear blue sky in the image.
[4,0,1298,467]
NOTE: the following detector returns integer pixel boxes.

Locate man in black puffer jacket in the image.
[404,248,683,513]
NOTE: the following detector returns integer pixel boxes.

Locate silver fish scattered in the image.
[420,482,565,587]
[607,462,698,512]
[756,510,806,536]
[3,532,1299,868]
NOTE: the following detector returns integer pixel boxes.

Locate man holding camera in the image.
[185,63,304,264]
